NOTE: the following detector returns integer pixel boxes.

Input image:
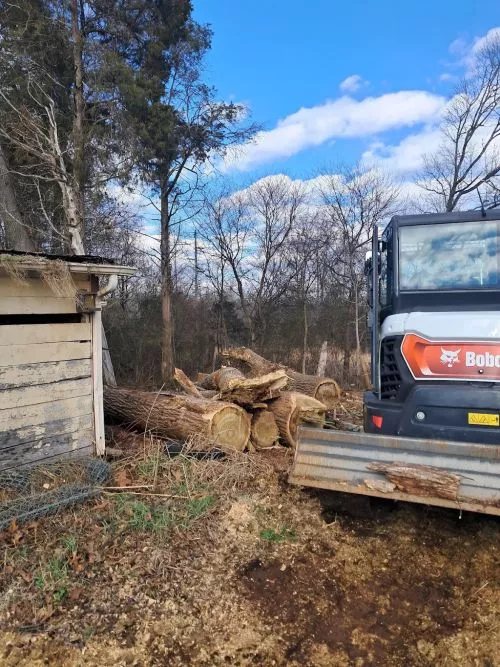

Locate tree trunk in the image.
[286,370,340,410]
[301,299,308,374]
[267,391,327,448]
[201,366,287,406]
[160,180,175,384]
[219,347,280,376]
[220,347,340,409]
[70,0,85,233]
[104,387,250,451]
[0,144,34,251]
[316,341,328,377]
[251,409,279,449]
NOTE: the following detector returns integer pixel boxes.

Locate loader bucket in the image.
[289,426,500,516]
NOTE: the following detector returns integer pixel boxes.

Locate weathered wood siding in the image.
[0,274,90,315]
[0,318,94,471]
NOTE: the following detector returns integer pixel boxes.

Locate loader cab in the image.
[375,211,500,322]
[365,210,500,445]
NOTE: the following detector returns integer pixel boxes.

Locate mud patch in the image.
[240,550,463,666]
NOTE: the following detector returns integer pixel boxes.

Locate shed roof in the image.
[0,249,135,277]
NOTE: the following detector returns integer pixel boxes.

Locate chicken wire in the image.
[0,458,110,530]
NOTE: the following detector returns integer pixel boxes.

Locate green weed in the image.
[62,535,77,553]
[114,495,171,532]
[260,527,296,542]
[34,556,68,602]
[186,495,214,520]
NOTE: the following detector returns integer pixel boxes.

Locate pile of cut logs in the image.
[103,347,341,451]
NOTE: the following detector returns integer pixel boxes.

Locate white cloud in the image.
[339,74,367,93]
[223,90,444,172]
[439,72,456,82]
[446,26,500,74]
[361,126,442,175]
[448,37,468,57]
[471,26,500,55]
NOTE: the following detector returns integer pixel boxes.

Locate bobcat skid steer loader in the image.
[290,211,500,516]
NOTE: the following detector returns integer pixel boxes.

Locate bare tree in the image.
[420,36,500,211]
[198,177,306,348]
[0,79,85,253]
[319,166,399,382]
[284,217,324,373]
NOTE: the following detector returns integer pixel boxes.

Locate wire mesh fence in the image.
[0,458,110,530]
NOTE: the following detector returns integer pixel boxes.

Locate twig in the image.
[102,490,201,499]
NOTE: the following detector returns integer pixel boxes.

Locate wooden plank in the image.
[0,440,94,473]
[0,274,90,297]
[0,395,93,429]
[0,431,93,471]
[0,341,90,367]
[92,309,106,455]
[0,296,77,315]
[0,323,91,346]
[2,378,92,410]
[0,359,91,390]
[0,414,93,450]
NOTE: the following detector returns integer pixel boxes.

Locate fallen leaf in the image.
[7,519,18,534]
[114,469,132,487]
[69,586,84,601]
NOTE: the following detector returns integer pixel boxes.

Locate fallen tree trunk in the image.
[286,370,340,409]
[201,366,287,406]
[367,463,462,501]
[104,387,250,451]
[221,347,340,409]
[268,391,327,448]
[251,409,279,449]
[219,347,280,376]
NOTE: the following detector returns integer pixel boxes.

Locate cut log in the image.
[220,347,341,409]
[367,462,462,501]
[251,409,279,449]
[219,347,281,376]
[104,387,250,452]
[173,368,203,398]
[201,366,288,406]
[286,370,340,410]
[268,391,327,448]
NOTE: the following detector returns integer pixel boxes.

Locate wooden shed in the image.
[0,251,135,471]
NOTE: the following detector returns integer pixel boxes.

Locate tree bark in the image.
[201,366,287,406]
[301,299,308,374]
[267,391,327,448]
[70,0,85,233]
[316,341,328,377]
[160,179,175,384]
[104,387,250,451]
[367,463,462,501]
[220,347,341,409]
[219,347,281,376]
[286,370,340,410]
[0,144,34,251]
[173,368,203,397]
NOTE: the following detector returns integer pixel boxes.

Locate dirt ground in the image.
[0,393,499,666]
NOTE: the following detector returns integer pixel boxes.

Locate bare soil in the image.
[0,393,499,666]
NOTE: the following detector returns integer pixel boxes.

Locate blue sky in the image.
[193,1,500,184]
